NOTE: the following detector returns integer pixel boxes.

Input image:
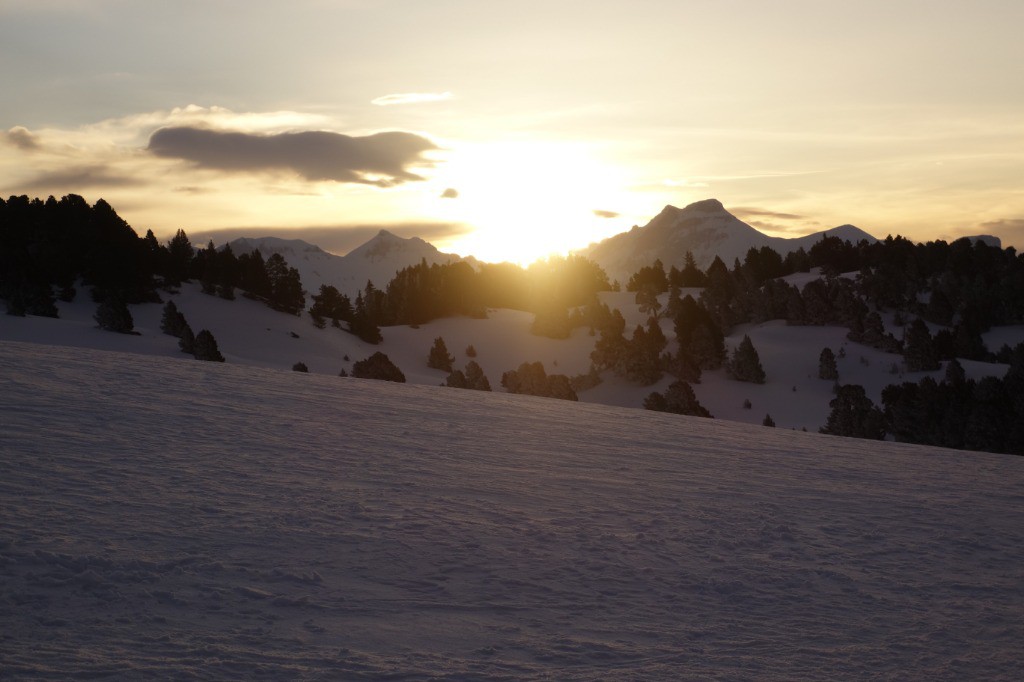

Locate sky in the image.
[2,0,1023,264]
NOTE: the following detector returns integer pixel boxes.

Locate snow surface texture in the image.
[2,341,1023,680]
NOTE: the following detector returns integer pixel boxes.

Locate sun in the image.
[425,139,634,265]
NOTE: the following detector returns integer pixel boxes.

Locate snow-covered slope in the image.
[0,282,1014,433]
[579,199,878,283]
[2,340,1023,679]
[229,230,465,299]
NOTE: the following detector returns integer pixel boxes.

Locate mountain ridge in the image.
[578,198,880,283]
[227,230,465,298]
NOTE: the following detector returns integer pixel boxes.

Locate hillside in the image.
[2,340,1023,679]
[579,199,879,283]
[3,193,1023,451]
[0,280,1016,434]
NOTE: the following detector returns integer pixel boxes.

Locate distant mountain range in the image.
[228,230,467,299]
[226,198,1002,295]
[577,199,880,284]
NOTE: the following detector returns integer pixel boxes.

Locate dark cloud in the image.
[593,209,620,219]
[148,126,437,186]
[440,188,459,199]
[16,165,144,192]
[973,218,1024,250]
[187,223,472,256]
[732,207,805,221]
[4,126,40,151]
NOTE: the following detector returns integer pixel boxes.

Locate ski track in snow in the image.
[2,341,1023,680]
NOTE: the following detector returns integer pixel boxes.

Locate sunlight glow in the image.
[426,140,634,265]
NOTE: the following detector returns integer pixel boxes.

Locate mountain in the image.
[579,199,879,283]
[4,339,1023,678]
[229,230,466,298]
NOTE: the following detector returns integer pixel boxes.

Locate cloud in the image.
[732,207,805,221]
[371,92,453,106]
[148,126,437,186]
[592,209,620,219]
[972,218,1024,250]
[186,223,473,256]
[440,188,459,199]
[16,165,144,192]
[4,126,40,151]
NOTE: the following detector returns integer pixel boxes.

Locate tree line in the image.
[0,194,305,318]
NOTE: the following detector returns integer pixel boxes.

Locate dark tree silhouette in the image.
[644,380,712,417]
[94,298,134,333]
[464,360,492,391]
[178,324,195,354]
[352,352,406,382]
[160,300,187,337]
[727,335,766,384]
[818,347,839,381]
[193,329,225,362]
[821,385,885,439]
[501,362,577,401]
[903,318,940,372]
[427,336,455,371]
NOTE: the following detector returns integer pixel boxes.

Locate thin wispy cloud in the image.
[593,209,619,219]
[440,188,459,199]
[371,92,453,107]
[148,127,437,186]
[732,207,805,221]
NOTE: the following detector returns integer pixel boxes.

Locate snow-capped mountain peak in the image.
[227,231,463,298]
[579,198,879,282]
[346,229,442,264]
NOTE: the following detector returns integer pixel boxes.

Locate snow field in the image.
[2,341,1023,679]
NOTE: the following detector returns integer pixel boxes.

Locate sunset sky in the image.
[2,0,1023,264]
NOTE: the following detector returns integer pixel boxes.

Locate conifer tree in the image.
[635,286,662,318]
[351,352,406,382]
[644,381,712,417]
[160,300,186,337]
[642,391,668,412]
[427,336,455,371]
[166,229,194,284]
[94,297,134,333]
[903,318,940,371]
[727,335,766,383]
[818,347,839,381]
[265,253,305,315]
[678,251,706,287]
[762,414,776,427]
[944,358,966,385]
[821,384,885,439]
[444,369,468,388]
[193,329,225,362]
[178,323,195,354]
[464,360,492,391]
